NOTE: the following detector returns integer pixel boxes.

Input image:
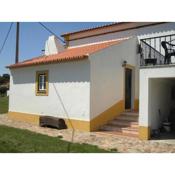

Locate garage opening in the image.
[149,78,175,139]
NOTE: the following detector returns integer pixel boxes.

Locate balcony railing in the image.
[140,34,175,67]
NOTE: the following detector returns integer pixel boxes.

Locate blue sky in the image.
[0,22,111,75]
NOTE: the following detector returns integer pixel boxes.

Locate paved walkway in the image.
[0,114,175,153]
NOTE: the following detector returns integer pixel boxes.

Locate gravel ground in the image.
[0,114,175,153]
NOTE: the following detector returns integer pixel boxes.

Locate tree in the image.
[2,74,10,80]
[0,76,6,84]
[0,74,10,85]
[0,86,8,96]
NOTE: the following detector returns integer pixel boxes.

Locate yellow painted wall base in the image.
[139,126,150,140]
[8,100,124,132]
[64,118,90,132]
[134,99,139,111]
[8,111,40,125]
[90,100,124,131]
[8,111,90,131]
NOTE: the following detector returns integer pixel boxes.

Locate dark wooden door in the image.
[125,68,132,109]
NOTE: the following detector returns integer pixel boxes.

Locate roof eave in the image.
[6,55,89,69]
[61,22,166,41]
[61,22,118,37]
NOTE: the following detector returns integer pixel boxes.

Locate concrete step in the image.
[116,115,138,122]
[97,131,139,138]
[121,111,139,117]
[100,124,138,135]
[99,124,123,132]
[108,120,138,128]
[122,127,139,135]
[98,111,139,137]
[100,124,138,133]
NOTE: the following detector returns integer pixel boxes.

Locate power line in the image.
[0,22,13,56]
[38,22,65,43]
[52,83,75,152]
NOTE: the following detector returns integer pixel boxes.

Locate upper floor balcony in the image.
[139,34,175,68]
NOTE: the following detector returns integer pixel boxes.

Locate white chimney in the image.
[44,35,64,56]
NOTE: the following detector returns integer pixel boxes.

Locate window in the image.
[36,70,49,96]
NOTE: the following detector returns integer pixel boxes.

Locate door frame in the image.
[123,64,135,111]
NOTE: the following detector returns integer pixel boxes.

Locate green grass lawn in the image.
[0,96,9,114]
[0,125,112,153]
[0,97,116,153]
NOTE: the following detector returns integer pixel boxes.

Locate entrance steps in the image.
[99,111,139,137]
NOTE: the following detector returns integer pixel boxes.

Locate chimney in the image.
[44,35,64,56]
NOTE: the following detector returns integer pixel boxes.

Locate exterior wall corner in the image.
[139,126,151,140]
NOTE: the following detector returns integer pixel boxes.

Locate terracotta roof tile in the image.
[7,38,128,69]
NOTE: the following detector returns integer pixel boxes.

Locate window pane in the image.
[38,74,46,91]
[43,75,46,90]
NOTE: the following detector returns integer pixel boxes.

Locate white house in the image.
[7,22,175,140]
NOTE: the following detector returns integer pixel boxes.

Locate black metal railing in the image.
[140,34,175,66]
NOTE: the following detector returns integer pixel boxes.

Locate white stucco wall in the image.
[69,23,175,47]
[139,66,175,129]
[9,60,90,121]
[89,37,139,119]
[45,35,65,56]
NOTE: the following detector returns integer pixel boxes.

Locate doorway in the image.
[125,68,132,110]
[148,78,175,140]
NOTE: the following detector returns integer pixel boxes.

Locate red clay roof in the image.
[7,38,128,69]
[61,22,165,37]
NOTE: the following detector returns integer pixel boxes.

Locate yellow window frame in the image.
[35,70,49,96]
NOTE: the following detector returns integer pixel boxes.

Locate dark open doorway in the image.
[125,68,132,110]
[148,78,175,141]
